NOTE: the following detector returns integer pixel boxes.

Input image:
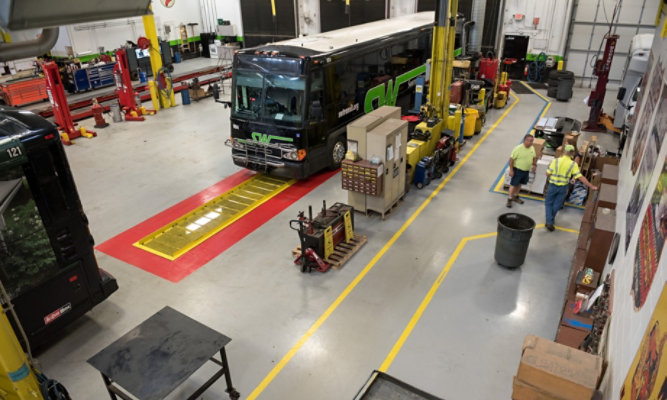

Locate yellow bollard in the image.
[557,60,564,71]
[149,80,160,112]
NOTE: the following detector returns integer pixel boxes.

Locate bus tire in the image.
[329,137,346,170]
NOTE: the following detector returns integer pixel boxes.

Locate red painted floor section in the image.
[96,169,338,282]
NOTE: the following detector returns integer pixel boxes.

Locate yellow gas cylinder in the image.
[463,108,478,138]
[447,107,462,140]
[557,60,564,71]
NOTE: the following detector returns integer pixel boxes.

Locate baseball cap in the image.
[564,144,575,152]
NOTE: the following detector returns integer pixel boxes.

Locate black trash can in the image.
[557,78,574,101]
[494,213,536,268]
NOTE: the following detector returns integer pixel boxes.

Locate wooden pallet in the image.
[366,196,404,220]
[502,183,546,197]
[292,234,368,270]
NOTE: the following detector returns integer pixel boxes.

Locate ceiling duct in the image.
[0,0,151,30]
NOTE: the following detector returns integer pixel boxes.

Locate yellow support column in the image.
[143,7,171,109]
[0,312,41,400]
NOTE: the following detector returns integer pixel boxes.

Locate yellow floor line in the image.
[245,93,521,400]
[379,225,578,372]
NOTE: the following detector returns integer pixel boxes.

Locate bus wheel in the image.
[330,138,346,169]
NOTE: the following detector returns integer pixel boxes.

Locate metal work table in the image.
[88,306,239,400]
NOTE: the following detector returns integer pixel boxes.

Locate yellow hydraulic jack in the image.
[143,7,176,111]
[411,0,458,159]
[0,311,41,400]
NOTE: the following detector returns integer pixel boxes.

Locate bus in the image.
[226,12,434,179]
[0,107,118,349]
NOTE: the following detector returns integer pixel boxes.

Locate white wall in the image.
[298,0,321,36]
[390,0,417,18]
[565,0,660,85]
[600,9,667,398]
[499,0,575,56]
[49,0,245,57]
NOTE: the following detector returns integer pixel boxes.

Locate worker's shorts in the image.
[510,168,530,186]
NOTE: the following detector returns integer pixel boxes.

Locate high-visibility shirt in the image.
[510,144,536,171]
[547,156,582,186]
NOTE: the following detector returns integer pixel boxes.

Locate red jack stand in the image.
[583,34,619,132]
[113,49,154,121]
[43,61,96,145]
[92,99,109,128]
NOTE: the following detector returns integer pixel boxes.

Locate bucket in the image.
[110,103,122,122]
[494,213,536,268]
[463,108,478,138]
[174,52,182,63]
[139,70,147,83]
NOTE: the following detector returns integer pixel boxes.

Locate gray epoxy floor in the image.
[36,84,617,399]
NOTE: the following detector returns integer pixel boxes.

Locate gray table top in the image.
[88,306,230,400]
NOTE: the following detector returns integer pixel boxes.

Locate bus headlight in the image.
[284,149,306,161]
[284,150,298,160]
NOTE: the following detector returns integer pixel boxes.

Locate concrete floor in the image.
[35,83,618,399]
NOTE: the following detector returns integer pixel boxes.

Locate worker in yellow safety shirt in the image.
[507,134,537,208]
[545,144,597,231]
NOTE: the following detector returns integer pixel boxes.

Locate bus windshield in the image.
[233,70,305,125]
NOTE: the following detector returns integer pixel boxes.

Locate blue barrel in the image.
[174,52,182,63]
[181,87,191,105]
[139,70,147,83]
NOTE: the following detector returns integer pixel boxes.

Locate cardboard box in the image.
[533,138,546,160]
[562,300,594,332]
[513,377,566,400]
[584,207,615,272]
[517,335,602,399]
[601,164,619,185]
[594,155,619,171]
[555,324,590,349]
[563,132,579,147]
[597,183,617,210]
[575,269,600,294]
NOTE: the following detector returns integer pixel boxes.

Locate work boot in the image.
[513,195,524,204]
[506,198,513,208]
[546,224,555,232]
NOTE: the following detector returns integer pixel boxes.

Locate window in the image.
[264,74,305,123]
[233,71,264,118]
[0,165,59,299]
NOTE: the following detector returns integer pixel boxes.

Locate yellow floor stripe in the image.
[379,225,578,372]
[245,93,521,400]
[133,174,294,260]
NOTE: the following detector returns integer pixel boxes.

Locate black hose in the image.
[527,52,548,83]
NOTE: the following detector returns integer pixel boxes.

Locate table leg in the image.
[101,373,118,400]
[220,348,240,400]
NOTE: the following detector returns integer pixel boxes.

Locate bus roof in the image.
[247,12,434,56]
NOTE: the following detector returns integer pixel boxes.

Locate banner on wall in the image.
[633,157,667,310]
[621,283,667,400]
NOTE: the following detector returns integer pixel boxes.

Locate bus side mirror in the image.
[617,87,626,100]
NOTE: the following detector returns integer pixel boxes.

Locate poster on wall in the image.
[633,157,667,310]
[627,132,662,252]
[631,60,663,175]
[620,283,667,400]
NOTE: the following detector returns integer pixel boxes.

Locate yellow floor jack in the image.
[0,281,70,400]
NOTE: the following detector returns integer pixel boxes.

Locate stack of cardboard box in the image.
[513,335,602,400]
